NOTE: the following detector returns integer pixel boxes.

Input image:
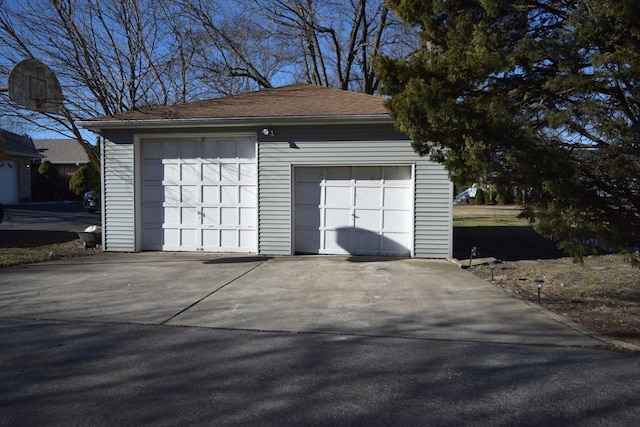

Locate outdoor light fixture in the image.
[468,246,480,268]
[535,279,544,303]
[489,261,496,281]
[262,127,274,137]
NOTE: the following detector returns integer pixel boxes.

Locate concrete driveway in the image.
[0,252,603,348]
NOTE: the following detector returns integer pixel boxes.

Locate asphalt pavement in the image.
[0,201,100,232]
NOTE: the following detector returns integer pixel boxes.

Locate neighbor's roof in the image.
[33,139,89,164]
[79,83,391,130]
[0,128,40,158]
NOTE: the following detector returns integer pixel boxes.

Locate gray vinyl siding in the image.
[98,124,451,258]
[257,124,452,258]
[101,132,136,251]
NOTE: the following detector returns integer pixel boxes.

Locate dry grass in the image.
[0,231,98,267]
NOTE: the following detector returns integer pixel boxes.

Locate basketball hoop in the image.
[35,97,64,113]
[7,59,64,114]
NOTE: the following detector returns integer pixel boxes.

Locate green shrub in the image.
[475,189,486,205]
[69,163,99,196]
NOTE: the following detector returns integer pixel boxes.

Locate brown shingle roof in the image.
[88,83,389,123]
[33,139,89,164]
[1,128,39,158]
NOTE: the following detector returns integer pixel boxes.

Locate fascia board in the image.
[77,114,394,131]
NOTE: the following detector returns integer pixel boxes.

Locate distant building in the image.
[33,138,90,178]
[0,129,41,204]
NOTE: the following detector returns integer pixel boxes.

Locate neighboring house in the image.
[32,138,90,179]
[0,128,41,204]
[32,139,90,201]
[79,83,453,258]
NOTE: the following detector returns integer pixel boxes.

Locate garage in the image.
[140,135,257,252]
[81,84,452,258]
[0,160,18,204]
[295,165,413,256]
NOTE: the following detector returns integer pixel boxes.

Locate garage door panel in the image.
[220,229,237,247]
[141,136,257,252]
[382,233,410,253]
[221,185,238,204]
[354,209,380,228]
[355,166,382,182]
[325,208,351,228]
[354,187,381,208]
[296,206,320,227]
[296,229,320,253]
[324,230,348,253]
[237,140,255,158]
[143,162,162,180]
[164,163,179,179]
[202,164,220,182]
[326,166,351,181]
[296,183,321,204]
[239,230,256,248]
[239,207,256,226]
[202,207,219,224]
[164,207,180,223]
[221,163,238,182]
[163,186,180,203]
[163,141,180,158]
[297,167,324,182]
[383,187,410,205]
[220,207,238,225]
[181,163,198,181]
[181,186,197,203]
[325,186,351,205]
[202,230,219,247]
[202,140,219,158]
[239,186,257,204]
[385,165,411,180]
[295,166,412,256]
[202,185,219,203]
[354,230,381,255]
[144,185,163,203]
[182,207,198,224]
[383,210,411,230]
[239,163,257,182]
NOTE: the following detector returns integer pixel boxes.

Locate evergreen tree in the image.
[378,0,640,263]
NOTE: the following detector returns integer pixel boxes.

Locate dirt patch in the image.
[469,255,640,348]
[454,205,640,350]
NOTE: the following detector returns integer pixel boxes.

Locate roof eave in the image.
[6,150,44,159]
[77,114,394,131]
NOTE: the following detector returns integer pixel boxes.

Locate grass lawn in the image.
[453,204,566,261]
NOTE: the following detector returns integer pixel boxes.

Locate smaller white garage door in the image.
[141,136,257,252]
[295,166,413,256]
[0,160,18,204]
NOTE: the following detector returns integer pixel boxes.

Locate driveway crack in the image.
[160,258,272,325]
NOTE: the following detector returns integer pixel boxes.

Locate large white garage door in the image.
[141,136,257,252]
[295,166,413,256]
[0,160,18,204]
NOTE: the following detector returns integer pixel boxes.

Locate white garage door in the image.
[141,136,257,252]
[0,160,18,204]
[295,166,413,256]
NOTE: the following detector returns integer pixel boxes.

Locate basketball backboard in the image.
[7,59,63,114]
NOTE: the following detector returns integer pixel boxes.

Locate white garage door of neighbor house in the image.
[0,160,18,204]
[141,136,257,252]
[295,166,413,256]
